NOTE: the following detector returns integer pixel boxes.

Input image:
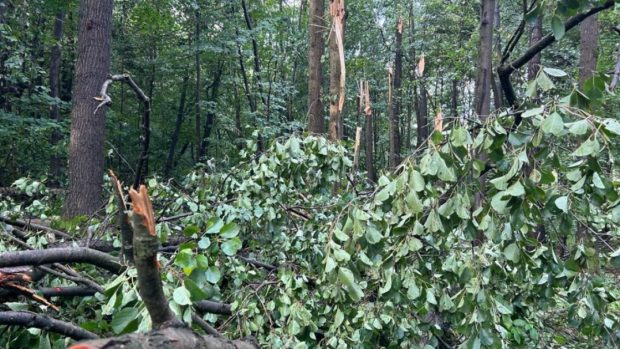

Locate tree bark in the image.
[194,9,202,161]
[49,11,66,187]
[307,0,325,134]
[62,0,113,218]
[579,14,599,88]
[527,15,543,80]
[474,0,495,121]
[491,1,502,109]
[164,74,189,178]
[389,18,404,169]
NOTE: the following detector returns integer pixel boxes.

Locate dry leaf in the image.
[434,110,443,132]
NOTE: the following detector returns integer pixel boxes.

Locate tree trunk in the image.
[364,107,375,182]
[579,15,599,88]
[307,0,325,134]
[194,9,202,161]
[491,1,502,109]
[200,68,222,156]
[527,15,543,80]
[389,18,403,169]
[164,74,189,178]
[49,11,65,187]
[241,0,266,108]
[474,0,495,120]
[62,0,113,218]
[328,0,345,141]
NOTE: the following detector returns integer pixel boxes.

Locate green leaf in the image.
[567,119,589,135]
[409,170,426,192]
[424,209,443,233]
[338,267,364,302]
[536,71,555,91]
[365,223,382,244]
[221,237,242,256]
[592,173,605,189]
[522,106,544,119]
[543,67,567,77]
[111,307,139,334]
[219,222,240,238]
[504,243,521,263]
[506,181,525,197]
[173,286,192,306]
[603,119,620,135]
[205,217,224,234]
[555,196,568,213]
[541,112,563,135]
[184,279,210,301]
[426,288,437,305]
[198,237,211,249]
[183,224,200,237]
[325,256,337,273]
[572,138,600,157]
[451,127,472,147]
[551,15,565,39]
[205,266,221,284]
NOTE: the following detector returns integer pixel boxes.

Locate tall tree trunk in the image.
[241,0,266,108]
[164,74,189,178]
[579,15,599,88]
[475,0,495,120]
[491,1,502,109]
[194,9,202,161]
[527,15,543,80]
[328,0,345,141]
[416,85,429,148]
[200,68,222,156]
[49,11,66,187]
[62,0,113,218]
[389,18,403,169]
[307,0,325,134]
[451,79,458,118]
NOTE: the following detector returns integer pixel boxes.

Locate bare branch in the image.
[0,311,98,340]
[0,248,123,274]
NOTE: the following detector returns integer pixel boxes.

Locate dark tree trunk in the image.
[365,110,375,183]
[164,75,189,178]
[194,9,202,161]
[389,19,403,169]
[451,79,458,118]
[307,0,325,134]
[579,15,599,88]
[62,0,113,218]
[200,68,222,156]
[416,85,429,149]
[49,11,66,187]
[491,1,502,109]
[475,0,495,120]
[241,0,266,108]
[527,15,543,80]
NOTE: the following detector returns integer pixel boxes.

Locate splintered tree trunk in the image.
[49,11,65,187]
[62,0,113,218]
[328,0,345,141]
[307,0,325,134]
[474,0,495,120]
[389,19,403,169]
[579,15,599,88]
[527,15,543,80]
[164,74,189,178]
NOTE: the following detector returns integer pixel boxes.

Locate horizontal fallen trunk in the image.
[0,248,123,274]
[69,326,258,349]
[0,311,98,340]
[194,300,232,315]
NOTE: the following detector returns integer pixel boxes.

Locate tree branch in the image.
[0,248,123,274]
[0,311,98,340]
[193,300,232,315]
[498,0,615,126]
[95,74,151,189]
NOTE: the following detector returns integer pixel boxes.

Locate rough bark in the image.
[0,311,98,340]
[307,0,325,134]
[475,0,495,121]
[491,1,502,109]
[62,0,113,218]
[194,300,232,315]
[68,326,258,349]
[49,11,66,187]
[527,15,543,80]
[579,14,599,88]
[164,74,189,178]
[194,9,202,161]
[0,248,123,274]
[389,18,404,169]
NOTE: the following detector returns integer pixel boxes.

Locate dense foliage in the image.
[1,0,620,348]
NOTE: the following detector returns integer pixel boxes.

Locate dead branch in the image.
[0,311,98,340]
[193,300,232,316]
[0,216,71,239]
[109,170,133,263]
[0,248,123,274]
[95,74,150,189]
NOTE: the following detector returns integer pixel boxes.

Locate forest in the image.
[0,0,620,348]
